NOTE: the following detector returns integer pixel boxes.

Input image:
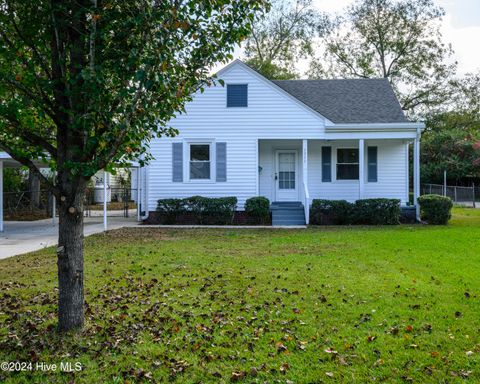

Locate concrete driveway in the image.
[0,216,139,259]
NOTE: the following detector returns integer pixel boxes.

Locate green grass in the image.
[1,207,480,383]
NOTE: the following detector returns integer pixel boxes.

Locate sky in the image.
[313,0,480,75]
[223,0,480,77]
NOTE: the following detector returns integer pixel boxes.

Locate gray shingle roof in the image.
[272,78,408,124]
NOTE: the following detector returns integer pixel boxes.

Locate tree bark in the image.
[29,171,41,209]
[57,183,86,331]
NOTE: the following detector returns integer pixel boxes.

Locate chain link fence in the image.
[84,187,137,218]
[3,190,54,220]
[422,184,478,208]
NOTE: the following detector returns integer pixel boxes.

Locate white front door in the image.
[275,150,299,201]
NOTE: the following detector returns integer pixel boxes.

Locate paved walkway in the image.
[0,216,139,259]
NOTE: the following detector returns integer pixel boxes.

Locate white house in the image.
[131,60,423,225]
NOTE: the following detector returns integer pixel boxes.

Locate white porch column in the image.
[0,160,3,232]
[359,139,365,199]
[302,139,309,224]
[413,131,421,221]
[103,170,108,231]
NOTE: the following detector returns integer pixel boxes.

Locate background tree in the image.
[308,0,457,116]
[0,0,267,332]
[421,73,480,184]
[244,0,325,79]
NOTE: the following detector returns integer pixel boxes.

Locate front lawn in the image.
[1,208,480,383]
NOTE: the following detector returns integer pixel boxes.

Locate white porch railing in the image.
[303,180,310,225]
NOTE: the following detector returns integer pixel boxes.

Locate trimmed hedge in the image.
[245,196,270,224]
[310,199,352,225]
[156,198,186,224]
[353,198,401,225]
[310,198,401,225]
[418,194,453,224]
[156,196,237,224]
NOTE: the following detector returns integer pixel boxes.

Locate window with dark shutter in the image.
[367,146,378,182]
[322,146,332,182]
[227,84,248,107]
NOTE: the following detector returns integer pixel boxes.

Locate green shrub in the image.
[245,197,270,224]
[353,198,401,225]
[418,194,453,224]
[157,196,237,224]
[310,199,353,225]
[201,196,238,224]
[156,198,186,224]
[310,198,401,225]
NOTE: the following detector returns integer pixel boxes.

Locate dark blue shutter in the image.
[367,146,377,182]
[227,84,248,107]
[172,142,183,182]
[322,146,332,182]
[216,142,227,182]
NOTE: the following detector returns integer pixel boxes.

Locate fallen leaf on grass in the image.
[324,348,338,354]
[374,358,384,366]
[230,371,246,381]
[280,362,290,374]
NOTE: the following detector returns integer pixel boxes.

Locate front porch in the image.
[258,137,421,225]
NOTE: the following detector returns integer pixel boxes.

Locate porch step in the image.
[271,202,306,226]
[270,201,303,209]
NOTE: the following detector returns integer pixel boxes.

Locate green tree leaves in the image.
[308,0,456,116]
[243,0,326,80]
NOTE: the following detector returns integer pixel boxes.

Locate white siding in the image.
[308,139,408,204]
[363,140,408,203]
[146,63,326,211]
[146,61,411,213]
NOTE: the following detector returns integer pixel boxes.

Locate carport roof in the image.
[0,152,49,168]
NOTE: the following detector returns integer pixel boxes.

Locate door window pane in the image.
[278,153,295,189]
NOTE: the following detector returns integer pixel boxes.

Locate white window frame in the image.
[184,139,216,183]
[335,147,360,182]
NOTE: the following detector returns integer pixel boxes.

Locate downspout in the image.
[141,165,150,220]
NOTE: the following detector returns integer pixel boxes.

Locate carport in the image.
[0,152,142,234]
[0,151,53,233]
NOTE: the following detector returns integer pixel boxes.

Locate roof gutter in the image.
[326,122,425,132]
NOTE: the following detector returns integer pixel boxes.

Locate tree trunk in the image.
[29,171,41,209]
[57,185,86,331]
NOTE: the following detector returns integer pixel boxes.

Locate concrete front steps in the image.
[270,202,306,226]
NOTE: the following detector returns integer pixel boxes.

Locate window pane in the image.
[337,164,359,180]
[190,161,210,179]
[190,145,210,161]
[337,148,359,163]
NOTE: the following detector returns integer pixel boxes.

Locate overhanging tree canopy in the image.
[0,0,268,331]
